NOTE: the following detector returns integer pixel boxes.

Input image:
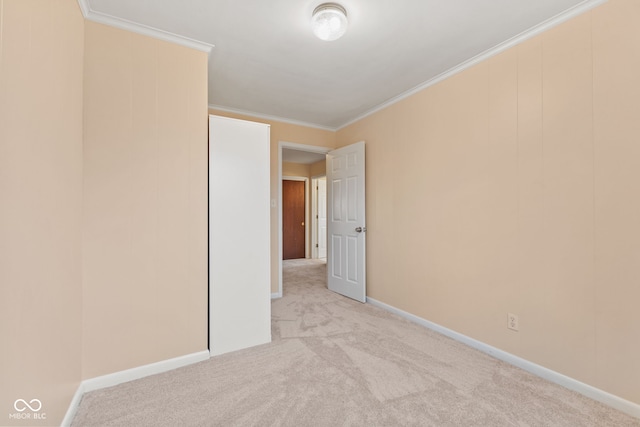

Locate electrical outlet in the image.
[507,313,519,331]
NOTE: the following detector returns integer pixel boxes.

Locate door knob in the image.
[355,226,366,233]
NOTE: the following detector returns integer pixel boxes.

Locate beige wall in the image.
[282,162,311,178]
[209,109,335,292]
[0,0,85,424]
[82,22,209,378]
[310,159,327,177]
[337,0,640,405]
[0,10,207,423]
[282,160,326,179]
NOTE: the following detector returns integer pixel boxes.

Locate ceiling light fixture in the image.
[311,3,348,41]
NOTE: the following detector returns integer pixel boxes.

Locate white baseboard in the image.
[61,383,85,427]
[82,350,210,393]
[61,350,210,426]
[366,297,640,420]
[271,292,282,299]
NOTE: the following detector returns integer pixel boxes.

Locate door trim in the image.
[277,141,331,298]
[311,175,326,259]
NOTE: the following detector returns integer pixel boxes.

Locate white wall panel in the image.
[209,115,271,356]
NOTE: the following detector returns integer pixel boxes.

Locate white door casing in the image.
[326,141,366,302]
[317,177,327,259]
[312,176,327,259]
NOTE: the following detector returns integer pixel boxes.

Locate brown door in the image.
[283,180,305,259]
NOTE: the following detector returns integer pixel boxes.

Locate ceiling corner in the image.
[76,0,214,54]
[76,0,90,18]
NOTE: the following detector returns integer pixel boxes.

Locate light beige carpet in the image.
[72,259,639,426]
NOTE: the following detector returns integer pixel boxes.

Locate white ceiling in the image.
[83,0,604,130]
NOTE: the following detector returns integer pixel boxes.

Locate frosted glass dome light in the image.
[312,3,348,41]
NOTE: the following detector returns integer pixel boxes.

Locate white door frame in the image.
[311,175,327,259]
[277,141,330,298]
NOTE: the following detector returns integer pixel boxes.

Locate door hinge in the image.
[316,244,319,248]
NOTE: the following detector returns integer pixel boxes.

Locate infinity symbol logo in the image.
[14,399,42,412]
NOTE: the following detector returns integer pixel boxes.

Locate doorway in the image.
[282,178,306,260]
[278,142,330,298]
[277,141,367,302]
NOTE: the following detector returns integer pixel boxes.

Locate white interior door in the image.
[209,115,271,356]
[317,177,327,259]
[326,141,366,302]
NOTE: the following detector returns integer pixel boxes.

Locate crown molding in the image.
[76,0,607,131]
[208,104,338,132]
[76,0,90,17]
[76,0,213,54]
[337,0,608,130]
